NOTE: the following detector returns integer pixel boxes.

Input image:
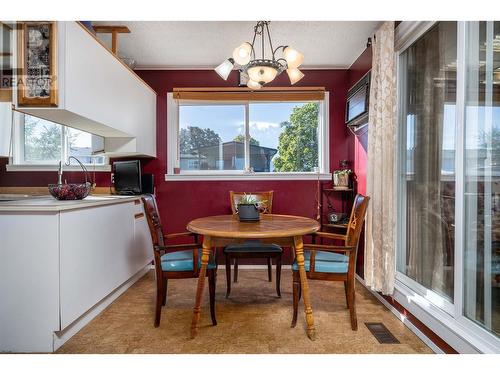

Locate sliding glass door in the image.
[397,21,500,346]
[397,22,457,305]
[463,21,500,337]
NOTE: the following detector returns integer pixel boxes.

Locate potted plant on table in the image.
[237,193,267,222]
[333,169,352,189]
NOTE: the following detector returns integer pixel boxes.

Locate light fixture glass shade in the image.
[247,65,278,84]
[215,58,234,80]
[232,42,252,65]
[246,79,262,90]
[286,68,305,85]
[283,46,304,68]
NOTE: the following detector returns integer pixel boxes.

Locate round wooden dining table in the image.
[187,214,320,340]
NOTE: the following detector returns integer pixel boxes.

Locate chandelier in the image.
[214,21,305,89]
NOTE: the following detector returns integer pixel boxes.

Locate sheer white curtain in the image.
[364,21,397,295]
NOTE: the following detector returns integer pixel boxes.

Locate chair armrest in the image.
[164,232,200,247]
[306,244,355,253]
[164,232,197,240]
[154,244,200,252]
[314,232,347,241]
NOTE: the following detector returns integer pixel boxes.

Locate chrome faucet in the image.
[57,157,95,190]
[57,157,87,186]
[57,161,63,185]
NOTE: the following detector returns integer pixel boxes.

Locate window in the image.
[168,94,329,179]
[12,113,106,167]
[396,21,500,350]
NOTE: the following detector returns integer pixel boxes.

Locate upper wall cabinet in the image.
[0,22,13,157]
[0,102,12,157]
[14,22,156,157]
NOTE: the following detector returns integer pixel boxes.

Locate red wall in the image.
[347,47,372,276]
[134,70,353,240]
[348,47,372,89]
[348,46,371,196]
[0,68,355,264]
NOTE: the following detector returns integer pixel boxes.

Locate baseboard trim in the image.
[355,274,444,354]
[52,264,151,352]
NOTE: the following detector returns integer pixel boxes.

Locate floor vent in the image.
[365,322,400,344]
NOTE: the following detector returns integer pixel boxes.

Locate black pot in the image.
[237,204,260,222]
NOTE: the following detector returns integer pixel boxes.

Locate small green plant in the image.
[333,169,352,176]
[333,169,352,187]
[238,193,267,207]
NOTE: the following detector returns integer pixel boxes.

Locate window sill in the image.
[6,164,112,172]
[165,172,332,181]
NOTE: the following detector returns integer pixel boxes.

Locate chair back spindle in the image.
[142,194,166,248]
[345,194,370,249]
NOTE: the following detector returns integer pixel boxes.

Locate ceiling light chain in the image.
[215,21,305,89]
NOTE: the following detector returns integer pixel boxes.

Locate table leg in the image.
[190,235,211,339]
[294,235,316,340]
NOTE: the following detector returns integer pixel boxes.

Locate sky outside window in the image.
[179,102,307,149]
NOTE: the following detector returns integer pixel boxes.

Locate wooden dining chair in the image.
[291,194,370,330]
[141,194,217,327]
[224,191,283,298]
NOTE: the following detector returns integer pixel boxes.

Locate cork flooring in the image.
[56,270,433,354]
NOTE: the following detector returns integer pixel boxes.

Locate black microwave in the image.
[345,71,370,128]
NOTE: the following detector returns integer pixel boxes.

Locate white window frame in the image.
[7,112,110,172]
[394,21,500,353]
[166,93,331,181]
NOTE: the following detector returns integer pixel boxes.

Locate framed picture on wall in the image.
[17,21,58,107]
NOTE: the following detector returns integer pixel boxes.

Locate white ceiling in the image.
[92,21,380,69]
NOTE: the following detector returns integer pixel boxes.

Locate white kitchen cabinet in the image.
[0,212,60,352]
[0,23,13,157]
[0,197,153,352]
[0,102,12,157]
[15,22,156,157]
[59,199,152,329]
[60,203,132,328]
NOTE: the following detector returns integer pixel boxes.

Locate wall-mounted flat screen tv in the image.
[345,71,370,128]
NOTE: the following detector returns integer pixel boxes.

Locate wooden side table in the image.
[320,182,355,232]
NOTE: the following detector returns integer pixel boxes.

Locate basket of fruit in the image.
[48,157,93,200]
[48,182,92,200]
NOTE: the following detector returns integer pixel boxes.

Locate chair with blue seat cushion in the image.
[224,191,283,298]
[142,194,217,328]
[291,194,370,331]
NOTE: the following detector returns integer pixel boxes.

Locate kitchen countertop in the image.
[0,194,142,212]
